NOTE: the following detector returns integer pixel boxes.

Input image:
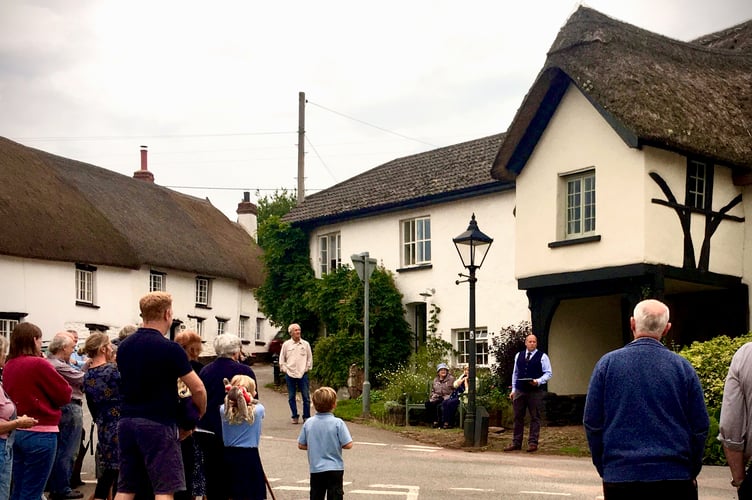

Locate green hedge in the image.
[679,332,752,465]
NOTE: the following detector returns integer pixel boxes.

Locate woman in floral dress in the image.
[82,333,121,500]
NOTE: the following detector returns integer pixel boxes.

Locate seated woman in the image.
[440,366,469,429]
[425,363,455,428]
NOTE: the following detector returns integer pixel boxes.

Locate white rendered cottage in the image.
[0,138,273,356]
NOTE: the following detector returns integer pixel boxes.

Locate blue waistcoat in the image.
[515,350,544,392]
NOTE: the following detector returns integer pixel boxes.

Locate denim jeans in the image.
[0,433,14,500]
[286,373,311,419]
[10,430,57,500]
[48,402,84,495]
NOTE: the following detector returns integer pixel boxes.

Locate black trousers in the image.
[603,479,697,500]
[738,463,752,499]
[310,470,344,500]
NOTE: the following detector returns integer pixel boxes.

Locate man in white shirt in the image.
[719,341,752,497]
[504,334,553,453]
[279,323,313,424]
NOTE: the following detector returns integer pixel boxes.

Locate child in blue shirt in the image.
[220,375,267,499]
[298,387,353,500]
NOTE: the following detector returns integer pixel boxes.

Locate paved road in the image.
[76,362,737,499]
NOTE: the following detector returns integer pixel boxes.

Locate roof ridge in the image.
[551,6,752,59]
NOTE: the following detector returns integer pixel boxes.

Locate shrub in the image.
[679,332,752,411]
[488,321,531,387]
[678,332,752,465]
[306,265,413,389]
[309,333,363,388]
[476,370,510,412]
[378,336,454,404]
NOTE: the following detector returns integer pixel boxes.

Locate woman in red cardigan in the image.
[4,323,72,500]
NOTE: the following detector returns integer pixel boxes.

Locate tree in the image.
[254,214,318,335]
[308,265,413,387]
[488,321,532,387]
[255,189,297,250]
[254,189,413,387]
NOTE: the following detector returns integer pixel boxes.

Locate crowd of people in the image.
[4,293,752,499]
[0,292,352,500]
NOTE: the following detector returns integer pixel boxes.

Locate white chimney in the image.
[237,191,258,240]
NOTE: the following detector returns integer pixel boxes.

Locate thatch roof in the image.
[491,7,752,180]
[693,19,752,51]
[284,133,512,226]
[0,137,265,287]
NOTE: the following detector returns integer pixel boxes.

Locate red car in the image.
[268,330,289,356]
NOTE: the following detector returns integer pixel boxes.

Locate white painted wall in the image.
[0,256,273,354]
[643,147,744,275]
[514,85,645,279]
[548,295,623,394]
[515,84,746,281]
[307,190,530,366]
[741,185,752,333]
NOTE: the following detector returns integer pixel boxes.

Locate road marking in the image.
[451,487,495,492]
[519,492,572,496]
[401,444,441,452]
[350,484,420,500]
[350,491,408,496]
[272,486,309,491]
[356,441,388,446]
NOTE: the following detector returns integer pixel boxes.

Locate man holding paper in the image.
[504,334,552,452]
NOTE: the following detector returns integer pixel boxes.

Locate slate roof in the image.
[0,137,265,287]
[284,133,512,226]
[491,7,752,180]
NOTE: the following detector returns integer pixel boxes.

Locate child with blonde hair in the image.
[297,387,353,500]
[220,375,267,499]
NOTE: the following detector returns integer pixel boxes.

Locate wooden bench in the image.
[404,381,431,426]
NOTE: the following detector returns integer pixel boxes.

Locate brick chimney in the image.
[237,191,258,240]
[133,145,155,183]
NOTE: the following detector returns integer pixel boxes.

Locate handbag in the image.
[176,379,200,430]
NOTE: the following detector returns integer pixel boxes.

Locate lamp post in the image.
[453,213,493,447]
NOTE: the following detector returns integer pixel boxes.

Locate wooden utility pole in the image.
[297,91,305,203]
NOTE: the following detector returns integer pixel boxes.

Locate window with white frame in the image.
[402,216,431,266]
[217,318,228,336]
[195,277,212,307]
[238,315,249,339]
[319,232,341,276]
[189,316,205,338]
[150,271,166,292]
[455,328,489,366]
[686,159,713,210]
[75,264,96,305]
[564,170,596,238]
[255,317,264,341]
[0,319,18,338]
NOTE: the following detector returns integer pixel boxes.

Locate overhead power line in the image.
[305,135,338,183]
[307,101,438,148]
[165,185,322,193]
[13,131,295,142]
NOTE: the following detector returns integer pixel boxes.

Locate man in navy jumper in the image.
[584,299,709,499]
[504,334,552,452]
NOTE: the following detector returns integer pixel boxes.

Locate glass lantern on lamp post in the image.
[453,213,493,447]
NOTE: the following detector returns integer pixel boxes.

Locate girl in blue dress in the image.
[220,375,266,499]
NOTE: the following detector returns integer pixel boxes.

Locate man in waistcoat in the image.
[504,334,552,452]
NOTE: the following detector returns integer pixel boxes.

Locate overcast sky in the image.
[2,0,751,220]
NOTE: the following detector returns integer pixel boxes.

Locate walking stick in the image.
[264,472,277,500]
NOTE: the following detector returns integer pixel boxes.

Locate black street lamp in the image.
[453,213,493,447]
